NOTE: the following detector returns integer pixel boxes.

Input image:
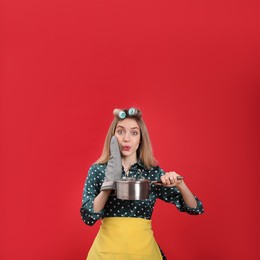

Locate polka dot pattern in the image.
[80,162,204,226]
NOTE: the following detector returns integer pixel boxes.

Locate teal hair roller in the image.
[118,110,126,119]
[128,108,137,116]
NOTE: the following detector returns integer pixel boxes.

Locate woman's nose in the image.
[123,132,130,141]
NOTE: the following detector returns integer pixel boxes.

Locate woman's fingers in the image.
[161,175,170,185]
[161,172,184,186]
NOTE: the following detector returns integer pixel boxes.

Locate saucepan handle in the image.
[151,176,184,185]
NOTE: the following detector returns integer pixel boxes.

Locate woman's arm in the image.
[161,171,197,208]
[80,164,110,226]
[93,190,112,212]
[175,181,197,208]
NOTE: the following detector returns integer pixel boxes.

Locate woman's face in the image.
[114,118,141,159]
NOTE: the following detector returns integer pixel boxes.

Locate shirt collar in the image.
[133,161,146,170]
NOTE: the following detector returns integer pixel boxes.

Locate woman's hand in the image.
[161,171,198,208]
[161,171,184,187]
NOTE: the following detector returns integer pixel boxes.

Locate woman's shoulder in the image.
[88,163,107,173]
[138,161,163,171]
[147,165,164,173]
[143,165,165,179]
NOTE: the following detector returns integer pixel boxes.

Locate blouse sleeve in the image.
[80,164,105,226]
[155,167,204,215]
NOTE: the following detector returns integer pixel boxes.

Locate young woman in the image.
[80,107,204,260]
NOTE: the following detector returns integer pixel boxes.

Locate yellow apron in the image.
[87,217,162,260]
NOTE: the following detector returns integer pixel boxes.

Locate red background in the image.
[1,0,260,259]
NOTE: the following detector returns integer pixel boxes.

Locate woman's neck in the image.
[122,156,137,172]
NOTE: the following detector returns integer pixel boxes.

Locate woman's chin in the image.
[121,151,132,157]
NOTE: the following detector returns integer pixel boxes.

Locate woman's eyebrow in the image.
[116,125,140,130]
[116,125,125,129]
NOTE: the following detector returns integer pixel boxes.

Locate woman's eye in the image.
[131,131,139,136]
[117,130,124,135]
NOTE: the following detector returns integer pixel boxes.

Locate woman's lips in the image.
[122,146,131,151]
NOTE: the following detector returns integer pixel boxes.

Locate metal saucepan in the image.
[115,176,184,200]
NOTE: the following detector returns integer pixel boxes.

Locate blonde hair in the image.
[95,108,157,169]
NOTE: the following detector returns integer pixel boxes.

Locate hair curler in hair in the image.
[113,109,120,117]
[128,108,138,116]
[118,111,126,119]
[113,108,126,119]
[113,107,142,119]
[129,108,142,118]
